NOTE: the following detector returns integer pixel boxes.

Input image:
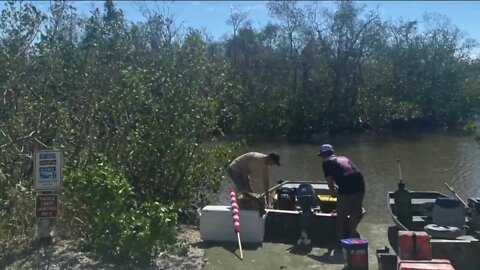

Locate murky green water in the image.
[245,131,480,224]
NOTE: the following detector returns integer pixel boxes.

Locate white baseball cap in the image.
[318,144,334,156]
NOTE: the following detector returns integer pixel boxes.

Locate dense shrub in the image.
[65,161,177,265]
[0,171,36,256]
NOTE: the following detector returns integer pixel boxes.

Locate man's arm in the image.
[326,176,337,197]
[262,166,270,206]
[323,160,337,196]
[242,170,253,193]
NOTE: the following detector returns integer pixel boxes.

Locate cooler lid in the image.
[341,238,368,246]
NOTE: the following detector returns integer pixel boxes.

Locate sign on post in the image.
[36,194,58,218]
[34,150,62,191]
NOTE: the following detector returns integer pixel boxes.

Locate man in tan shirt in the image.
[227,152,280,206]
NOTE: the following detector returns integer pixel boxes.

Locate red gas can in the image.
[398,259,455,270]
[398,231,432,260]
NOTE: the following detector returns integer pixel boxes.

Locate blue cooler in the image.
[341,238,369,270]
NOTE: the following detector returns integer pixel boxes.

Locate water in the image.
[244,130,480,224]
[209,130,480,269]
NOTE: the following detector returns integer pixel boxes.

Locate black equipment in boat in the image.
[297,183,316,211]
[296,183,316,245]
[275,187,296,210]
[393,180,412,221]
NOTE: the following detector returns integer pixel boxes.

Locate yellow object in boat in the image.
[318,195,337,202]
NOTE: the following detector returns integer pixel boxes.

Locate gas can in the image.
[398,231,432,260]
[398,259,454,270]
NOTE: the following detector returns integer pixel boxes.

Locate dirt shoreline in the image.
[156,225,206,270]
[2,225,206,270]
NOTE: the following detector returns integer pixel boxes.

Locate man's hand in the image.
[330,187,338,197]
[326,176,337,197]
[265,196,271,208]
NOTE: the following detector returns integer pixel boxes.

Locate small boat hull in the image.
[265,208,339,244]
[387,191,480,270]
[265,181,365,245]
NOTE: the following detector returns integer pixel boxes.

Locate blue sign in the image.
[39,153,56,159]
[39,167,56,172]
[35,150,62,190]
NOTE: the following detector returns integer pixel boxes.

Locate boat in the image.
[263,180,366,245]
[386,183,480,270]
[200,180,366,246]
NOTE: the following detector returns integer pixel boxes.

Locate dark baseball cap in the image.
[317,144,334,156]
[267,152,281,166]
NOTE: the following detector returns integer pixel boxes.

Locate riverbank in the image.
[203,220,389,270]
[156,225,206,270]
[1,225,205,269]
[219,124,472,147]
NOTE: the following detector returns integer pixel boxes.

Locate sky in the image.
[2,1,480,55]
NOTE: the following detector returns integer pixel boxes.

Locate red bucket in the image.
[341,238,369,270]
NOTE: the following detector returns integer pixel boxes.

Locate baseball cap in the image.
[317,144,333,156]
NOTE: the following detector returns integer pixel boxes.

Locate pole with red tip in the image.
[229,189,244,259]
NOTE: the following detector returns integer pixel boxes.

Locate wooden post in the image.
[35,191,58,244]
[34,150,62,244]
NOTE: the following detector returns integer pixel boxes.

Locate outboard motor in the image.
[297,183,316,211]
[275,187,296,210]
[393,180,412,222]
[296,183,316,245]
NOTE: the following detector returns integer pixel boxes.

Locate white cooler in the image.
[199,205,265,243]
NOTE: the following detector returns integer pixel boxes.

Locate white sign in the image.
[34,150,62,191]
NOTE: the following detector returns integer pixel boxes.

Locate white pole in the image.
[236,232,244,259]
[444,182,468,208]
[397,159,403,180]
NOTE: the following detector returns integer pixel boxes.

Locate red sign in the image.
[36,194,58,218]
[39,160,56,166]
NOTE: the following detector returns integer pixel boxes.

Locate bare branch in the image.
[227,5,248,36]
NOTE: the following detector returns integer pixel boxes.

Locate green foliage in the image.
[0,171,36,252]
[464,123,477,134]
[66,161,177,265]
[0,0,237,266]
[223,1,479,135]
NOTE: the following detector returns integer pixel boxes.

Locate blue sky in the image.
[78,1,480,54]
[2,1,480,54]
